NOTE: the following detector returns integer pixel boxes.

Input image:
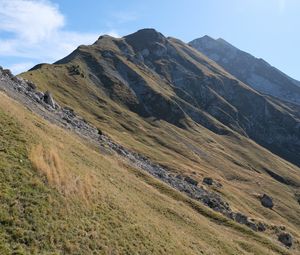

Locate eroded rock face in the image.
[278,232,293,247]
[260,194,274,209]
[43,91,57,109]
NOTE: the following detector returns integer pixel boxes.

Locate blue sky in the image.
[0,0,299,80]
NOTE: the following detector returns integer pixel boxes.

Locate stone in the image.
[184,176,198,186]
[26,81,37,91]
[234,213,248,224]
[3,69,13,78]
[43,91,56,108]
[257,222,266,232]
[246,221,258,231]
[278,232,293,247]
[203,177,213,185]
[260,194,273,209]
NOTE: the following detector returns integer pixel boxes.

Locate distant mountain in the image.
[189,35,300,105]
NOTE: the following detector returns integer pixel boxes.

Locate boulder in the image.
[184,176,198,186]
[43,91,56,108]
[203,177,213,185]
[260,194,274,209]
[278,232,293,247]
[234,213,248,224]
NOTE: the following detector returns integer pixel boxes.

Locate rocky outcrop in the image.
[43,91,57,109]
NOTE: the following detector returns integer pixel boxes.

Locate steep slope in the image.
[0,69,295,255]
[17,29,300,252]
[189,36,300,105]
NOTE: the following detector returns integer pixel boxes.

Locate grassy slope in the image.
[22,59,300,238]
[0,91,296,255]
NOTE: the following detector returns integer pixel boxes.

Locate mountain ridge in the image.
[189,35,300,105]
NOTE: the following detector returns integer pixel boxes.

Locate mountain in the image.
[0,28,299,254]
[24,29,300,167]
[189,35,300,105]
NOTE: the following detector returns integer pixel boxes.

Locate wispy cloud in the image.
[0,0,118,74]
[277,0,287,12]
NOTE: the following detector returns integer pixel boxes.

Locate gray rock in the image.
[35,91,44,99]
[43,91,56,108]
[234,213,248,224]
[278,232,293,247]
[260,194,274,209]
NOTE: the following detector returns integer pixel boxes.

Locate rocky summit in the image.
[1,28,300,254]
[189,35,300,105]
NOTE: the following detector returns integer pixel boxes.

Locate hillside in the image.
[0,67,296,255]
[0,28,298,254]
[189,36,300,105]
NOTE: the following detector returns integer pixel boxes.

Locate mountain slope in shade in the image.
[189,35,300,105]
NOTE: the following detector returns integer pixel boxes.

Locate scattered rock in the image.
[234,213,248,224]
[278,232,293,247]
[257,222,266,232]
[203,177,213,185]
[184,176,198,186]
[246,220,258,231]
[260,194,274,209]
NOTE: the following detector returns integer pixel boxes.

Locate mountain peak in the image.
[190,35,300,106]
[216,38,235,48]
[124,28,166,50]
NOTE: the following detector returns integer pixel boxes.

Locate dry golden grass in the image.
[29,144,95,202]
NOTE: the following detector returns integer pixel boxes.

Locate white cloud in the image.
[8,61,35,74]
[0,0,64,43]
[0,0,119,74]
